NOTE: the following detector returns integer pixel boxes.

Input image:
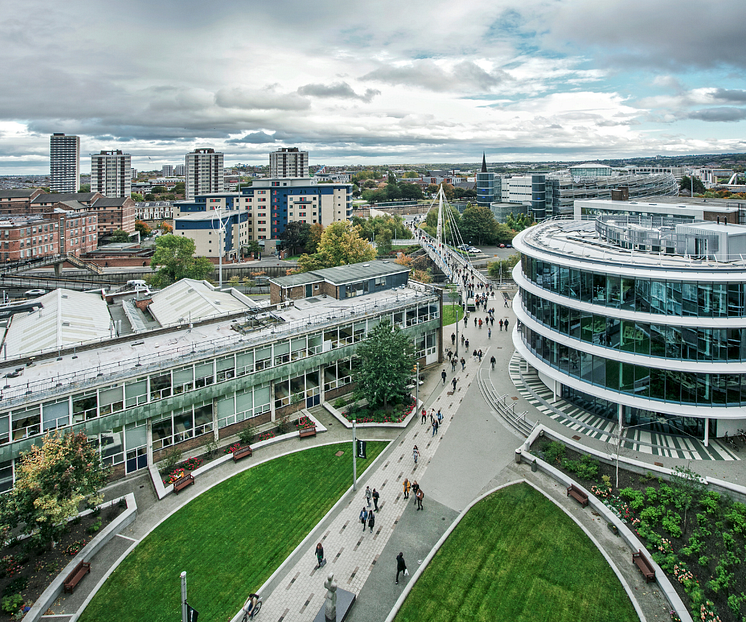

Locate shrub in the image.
[662,511,683,538]
[1,594,23,615]
[724,502,746,534]
[87,518,102,535]
[698,555,709,567]
[563,454,599,479]
[275,415,290,435]
[645,487,658,504]
[334,397,345,409]
[658,484,674,505]
[601,475,612,488]
[159,447,183,475]
[118,497,127,510]
[640,505,664,525]
[707,565,734,593]
[204,439,218,459]
[238,426,255,446]
[727,593,744,616]
[620,487,645,510]
[182,457,202,471]
[543,441,565,464]
[700,491,721,515]
[64,540,86,556]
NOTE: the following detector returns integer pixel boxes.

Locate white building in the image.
[269,148,309,178]
[162,165,174,177]
[90,150,132,198]
[185,148,224,199]
[49,133,80,194]
[513,216,746,449]
[574,197,744,224]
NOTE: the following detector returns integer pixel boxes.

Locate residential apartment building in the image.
[185,148,224,199]
[29,193,133,237]
[91,150,132,198]
[0,264,441,489]
[162,165,174,177]
[135,201,173,222]
[174,179,352,250]
[269,148,309,178]
[0,190,43,215]
[49,134,80,193]
[0,211,97,262]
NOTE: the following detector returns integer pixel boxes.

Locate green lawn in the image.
[395,482,638,622]
[442,304,464,326]
[80,442,384,622]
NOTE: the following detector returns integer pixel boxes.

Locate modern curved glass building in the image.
[512,216,746,444]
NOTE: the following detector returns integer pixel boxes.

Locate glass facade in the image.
[522,324,746,407]
[521,289,746,361]
[521,256,743,317]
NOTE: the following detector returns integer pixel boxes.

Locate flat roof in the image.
[148,279,258,325]
[577,197,742,212]
[270,261,408,288]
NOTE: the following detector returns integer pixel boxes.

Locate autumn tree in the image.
[149,235,214,287]
[135,219,151,237]
[307,223,323,254]
[296,221,376,272]
[353,320,415,411]
[0,431,110,548]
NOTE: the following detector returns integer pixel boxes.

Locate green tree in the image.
[131,192,144,202]
[151,185,166,194]
[375,227,393,255]
[150,235,214,287]
[0,431,109,548]
[487,254,521,279]
[297,222,376,272]
[399,182,424,200]
[79,183,91,192]
[307,223,323,255]
[243,240,261,258]
[280,222,311,255]
[109,229,131,243]
[353,320,415,411]
[679,176,706,195]
[460,205,498,245]
[402,171,419,179]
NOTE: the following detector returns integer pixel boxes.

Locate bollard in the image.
[514,449,521,464]
[531,460,538,472]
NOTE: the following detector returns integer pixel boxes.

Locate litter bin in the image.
[514,449,521,464]
[531,460,538,472]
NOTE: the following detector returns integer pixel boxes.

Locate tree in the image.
[399,182,423,200]
[353,320,415,411]
[135,220,151,237]
[0,431,109,548]
[109,229,131,243]
[150,235,214,287]
[151,185,166,194]
[79,184,91,192]
[375,227,393,255]
[243,240,261,258]
[488,254,520,279]
[296,222,376,272]
[307,223,323,255]
[460,205,498,245]
[131,192,144,202]
[159,221,173,234]
[280,222,312,255]
[679,176,706,195]
[402,171,419,179]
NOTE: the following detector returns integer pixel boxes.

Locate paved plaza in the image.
[49,288,746,622]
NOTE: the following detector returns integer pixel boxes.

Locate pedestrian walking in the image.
[441,369,447,384]
[478,349,483,362]
[504,318,509,331]
[437,408,442,423]
[413,445,420,464]
[460,334,465,345]
[403,478,411,499]
[395,552,407,584]
[452,377,458,391]
[474,317,477,327]
[365,486,372,508]
[490,355,496,370]
[360,507,368,531]
[472,349,477,360]
[465,338,469,350]
[368,510,375,532]
[411,480,419,504]
[431,419,437,436]
[478,318,482,329]
[451,332,456,345]
[460,357,466,371]
[421,408,427,424]
[372,488,380,511]
[416,488,424,510]
[315,543,325,569]
[451,358,457,372]
[499,319,504,331]
[488,327,492,339]
[490,316,494,327]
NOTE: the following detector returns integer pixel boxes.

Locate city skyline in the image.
[1,0,745,175]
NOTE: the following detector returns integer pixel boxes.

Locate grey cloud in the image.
[362,60,508,93]
[688,107,746,122]
[297,82,380,103]
[226,131,279,144]
[710,89,746,104]
[215,88,310,111]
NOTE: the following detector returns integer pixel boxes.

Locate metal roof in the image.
[270,261,407,288]
[33,193,99,204]
[3,289,111,358]
[148,279,257,326]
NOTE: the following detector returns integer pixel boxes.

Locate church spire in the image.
[481,152,487,173]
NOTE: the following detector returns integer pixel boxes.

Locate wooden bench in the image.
[64,560,91,594]
[566,484,589,507]
[232,445,253,462]
[173,473,194,493]
[633,550,656,582]
[299,427,317,439]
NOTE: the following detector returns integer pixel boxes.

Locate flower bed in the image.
[531,437,745,622]
[224,442,242,455]
[294,416,315,430]
[258,431,276,442]
[342,398,415,424]
[0,503,124,620]
[162,456,203,485]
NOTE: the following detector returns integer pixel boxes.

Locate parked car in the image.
[469,247,481,254]
[24,289,46,297]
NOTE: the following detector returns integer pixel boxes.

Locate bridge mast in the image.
[436,184,444,247]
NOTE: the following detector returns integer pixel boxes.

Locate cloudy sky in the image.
[2,0,745,174]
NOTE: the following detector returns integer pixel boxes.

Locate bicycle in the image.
[242,594,263,620]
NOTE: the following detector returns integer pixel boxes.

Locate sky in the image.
[2,0,746,175]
